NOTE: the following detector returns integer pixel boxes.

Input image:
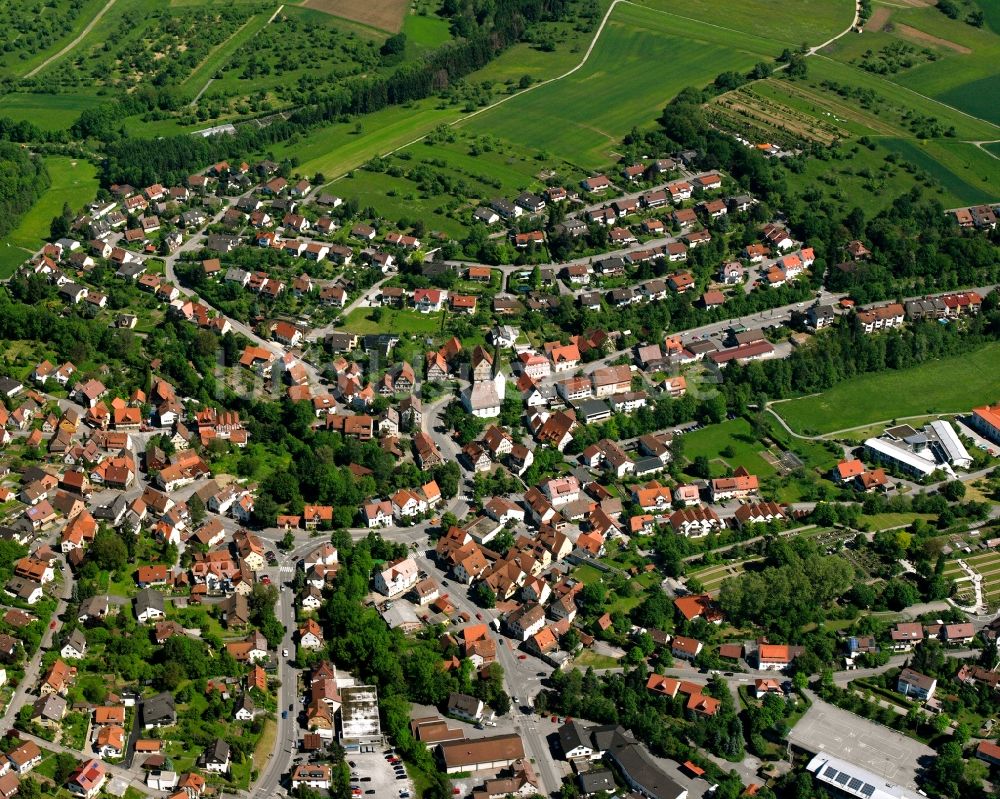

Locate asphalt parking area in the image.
[350,750,412,799]
[788,698,934,790]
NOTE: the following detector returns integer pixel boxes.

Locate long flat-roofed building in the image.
[339,685,382,750]
[806,753,923,799]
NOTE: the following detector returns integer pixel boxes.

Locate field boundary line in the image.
[812,53,1000,132]
[767,405,969,440]
[621,0,801,49]
[319,0,857,192]
[319,0,627,189]
[25,0,119,78]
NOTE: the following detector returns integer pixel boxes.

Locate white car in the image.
[282,648,289,657]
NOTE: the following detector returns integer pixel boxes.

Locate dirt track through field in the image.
[894,23,971,52]
[865,6,891,30]
[25,0,118,77]
[300,0,407,32]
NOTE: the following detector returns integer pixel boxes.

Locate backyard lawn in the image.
[336,307,445,335]
[680,418,776,478]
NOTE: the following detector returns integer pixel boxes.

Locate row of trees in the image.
[723,298,1000,408]
[0,143,50,239]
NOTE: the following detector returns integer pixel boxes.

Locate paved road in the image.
[249,545,299,798]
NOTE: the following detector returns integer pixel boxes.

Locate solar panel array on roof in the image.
[861,785,876,797]
[825,768,839,779]
[849,778,864,791]
[836,772,851,785]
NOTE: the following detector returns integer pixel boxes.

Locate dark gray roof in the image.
[143,691,176,725]
[136,587,165,613]
[578,769,616,795]
[204,737,230,764]
[558,719,592,754]
[603,729,686,799]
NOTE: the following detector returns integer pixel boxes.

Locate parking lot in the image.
[350,750,412,799]
[788,697,934,790]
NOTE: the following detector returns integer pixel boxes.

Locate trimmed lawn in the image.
[1,156,99,278]
[859,512,937,531]
[573,650,620,669]
[572,564,606,585]
[337,306,445,335]
[681,418,776,478]
[773,342,1000,436]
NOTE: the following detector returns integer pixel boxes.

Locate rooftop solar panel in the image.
[836,773,851,785]
[848,778,863,790]
[825,768,839,779]
[860,785,875,797]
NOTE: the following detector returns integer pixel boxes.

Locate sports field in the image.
[773,342,1000,436]
[461,2,795,168]
[0,156,99,279]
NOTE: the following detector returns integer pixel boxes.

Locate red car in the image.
[518,654,526,660]
[49,621,57,630]
[260,575,271,585]
[475,613,482,621]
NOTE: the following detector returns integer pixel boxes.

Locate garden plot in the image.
[690,558,761,595]
[944,551,1000,610]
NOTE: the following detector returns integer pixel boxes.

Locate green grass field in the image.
[461,3,793,167]
[337,306,445,335]
[638,0,854,46]
[681,417,777,478]
[0,92,102,130]
[283,100,463,181]
[0,156,99,278]
[822,1,1000,125]
[403,14,451,51]
[879,137,998,205]
[179,10,272,96]
[773,342,1000,436]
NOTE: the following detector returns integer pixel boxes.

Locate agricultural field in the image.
[680,417,777,479]
[461,2,798,168]
[0,156,99,279]
[0,92,102,131]
[33,0,264,92]
[279,100,463,181]
[820,1,1000,125]
[301,0,409,32]
[637,0,855,45]
[772,342,1000,436]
